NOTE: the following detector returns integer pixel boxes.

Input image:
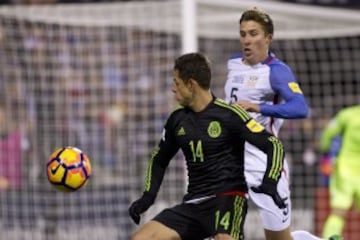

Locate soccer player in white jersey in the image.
[224,7,342,240]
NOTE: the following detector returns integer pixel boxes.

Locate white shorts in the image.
[245,150,291,231]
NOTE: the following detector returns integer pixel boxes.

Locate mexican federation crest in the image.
[207,121,221,138]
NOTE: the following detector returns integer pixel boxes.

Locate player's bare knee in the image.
[131,230,179,240]
[131,230,147,240]
[264,228,293,240]
[214,233,236,240]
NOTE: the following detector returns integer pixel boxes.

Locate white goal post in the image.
[0,1,359,239]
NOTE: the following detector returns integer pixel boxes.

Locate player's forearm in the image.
[143,161,167,196]
[264,136,285,182]
[245,129,285,182]
[319,119,343,153]
[319,130,338,153]
[143,147,168,196]
[260,97,308,119]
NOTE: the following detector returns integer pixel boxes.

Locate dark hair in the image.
[174,52,211,89]
[239,7,274,36]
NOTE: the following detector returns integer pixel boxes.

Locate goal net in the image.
[0,0,359,239]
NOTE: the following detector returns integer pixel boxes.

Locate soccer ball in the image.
[47,146,92,192]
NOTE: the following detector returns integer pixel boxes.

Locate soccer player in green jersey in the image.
[128,52,286,240]
[319,105,360,239]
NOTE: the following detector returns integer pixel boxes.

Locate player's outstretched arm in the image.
[128,119,179,224]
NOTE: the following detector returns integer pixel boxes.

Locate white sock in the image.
[291,230,324,240]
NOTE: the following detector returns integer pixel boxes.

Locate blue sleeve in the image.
[259,63,309,119]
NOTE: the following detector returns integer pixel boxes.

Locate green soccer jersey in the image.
[320,105,360,174]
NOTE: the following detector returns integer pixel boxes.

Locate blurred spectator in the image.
[0,104,29,191]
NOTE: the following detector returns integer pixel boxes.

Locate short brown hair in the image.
[239,7,274,36]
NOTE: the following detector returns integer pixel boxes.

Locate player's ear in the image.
[187,78,195,90]
[266,33,273,43]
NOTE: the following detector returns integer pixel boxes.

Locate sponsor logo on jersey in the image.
[177,127,186,136]
[246,119,264,133]
[288,82,303,94]
[207,121,221,138]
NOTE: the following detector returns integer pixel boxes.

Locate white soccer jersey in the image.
[224,52,308,173]
[225,55,284,173]
[225,56,284,137]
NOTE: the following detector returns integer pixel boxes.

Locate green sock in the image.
[322,214,344,238]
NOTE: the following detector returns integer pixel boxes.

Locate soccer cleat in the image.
[328,235,343,240]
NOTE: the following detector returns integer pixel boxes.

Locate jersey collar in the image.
[261,52,275,65]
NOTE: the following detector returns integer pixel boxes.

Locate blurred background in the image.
[0,0,359,239]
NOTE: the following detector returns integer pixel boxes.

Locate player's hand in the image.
[128,192,156,224]
[251,182,287,209]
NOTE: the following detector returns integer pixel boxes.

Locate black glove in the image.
[251,181,287,209]
[128,192,156,224]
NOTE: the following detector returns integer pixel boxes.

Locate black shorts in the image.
[153,193,247,240]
